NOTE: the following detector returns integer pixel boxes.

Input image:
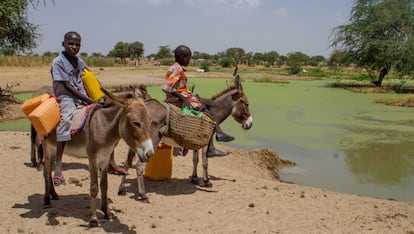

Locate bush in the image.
[355,73,375,81]
[219,57,234,68]
[200,60,210,72]
[159,58,174,66]
[288,63,302,74]
[307,68,327,78]
[85,57,115,67]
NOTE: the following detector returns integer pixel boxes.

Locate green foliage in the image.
[331,0,414,84]
[129,41,144,59]
[0,0,51,54]
[159,58,174,66]
[328,50,350,67]
[84,57,114,67]
[263,51,279,66]
[0,55,52,66]
[307,68,327,78]
[192,51,211,60]
[225,47,245,64]
[288,64,302,75]
[156,46,172,59]
[286,51,308,74]
[79,52,88,57]
[107,41,144,60]
[42,51,57,57]
[108,42,128,58]
[200,60,210,72]
[308,55,326,66]
[355,73,376,81]
[218,57,234,68]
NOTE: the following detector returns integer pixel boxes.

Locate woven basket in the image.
[168,104,215,150]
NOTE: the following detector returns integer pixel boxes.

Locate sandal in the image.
[108,167,127,175]
[53,175,65,186]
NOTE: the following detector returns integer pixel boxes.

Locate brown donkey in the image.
[37,87,154,227]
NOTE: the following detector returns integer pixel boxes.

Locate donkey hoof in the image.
[189,176,199,185]
[51,193,59,200]
[138,197,150,204]
[200,180,212,188]
[117,189,126,196]
[137,194,150,203]
[104,213,114,221]
[89,217,99,228]
[43,203,52,209]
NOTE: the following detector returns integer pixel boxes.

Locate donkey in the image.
[37,87,154,227]
[117,70,253,202]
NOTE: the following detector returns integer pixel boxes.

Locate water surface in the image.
[215,79,414,202]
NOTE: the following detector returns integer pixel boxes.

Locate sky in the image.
[29,0,353,58]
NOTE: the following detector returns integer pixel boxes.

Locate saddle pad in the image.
[71,104,96,135]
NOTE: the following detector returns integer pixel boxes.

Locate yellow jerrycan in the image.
[82,69,105,101]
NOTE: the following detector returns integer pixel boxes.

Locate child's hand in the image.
[182,98,190,108]
[85,97,96,105]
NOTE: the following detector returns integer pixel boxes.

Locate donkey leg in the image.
[118,149,135,196]
[136,160,149,203]
[199,147,212,187]
[43,161,52,208]
[88,157,100,227]
[37,144,44,168]
[100,166,113,221]
[30,125,37,167]
[43,147,58,208]
[189,150,200,184]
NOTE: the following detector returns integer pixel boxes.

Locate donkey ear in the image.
[101,88,127,105]
[132,86,144,99]
[226,80,231,88]
[233,65,238,77]
[234,74,243,91]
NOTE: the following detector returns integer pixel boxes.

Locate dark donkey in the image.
[118,69,253,202]
[35,87,154,227]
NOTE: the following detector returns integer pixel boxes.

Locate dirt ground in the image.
[0,66,413,233]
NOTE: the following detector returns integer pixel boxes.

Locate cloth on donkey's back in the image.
[71,104,96,135]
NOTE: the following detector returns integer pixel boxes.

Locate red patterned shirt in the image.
[162,62,201,108]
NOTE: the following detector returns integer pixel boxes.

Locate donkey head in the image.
[101,87,154,161]
[230,67,253,130]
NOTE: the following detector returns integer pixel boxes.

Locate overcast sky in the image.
[29,0,353,57]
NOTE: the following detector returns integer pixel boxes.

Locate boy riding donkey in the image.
[51,31,126,185]
[163,45,234,157]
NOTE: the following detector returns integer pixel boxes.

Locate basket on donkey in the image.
[167,104,216,150]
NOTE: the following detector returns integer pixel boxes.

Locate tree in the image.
[263,51,279,67]
[129,41,144,65]
[286,51,309,74]
[308,55,326,66]
[328,50,350,67]
[252,52,265,65]
[0,0,50,55]
[225,47,245,64]
[80,52,88,57]
[156,45,172,59]
[108,42,129,62]
[331,0,414,86]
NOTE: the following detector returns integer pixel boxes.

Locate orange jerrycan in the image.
[21,93,50,116]
[28,97,60,135]
[144,144,173,180]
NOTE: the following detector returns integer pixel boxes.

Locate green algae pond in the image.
[3,78,414,202]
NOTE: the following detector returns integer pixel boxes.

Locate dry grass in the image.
[376,94,414,107]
